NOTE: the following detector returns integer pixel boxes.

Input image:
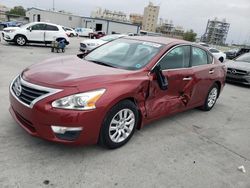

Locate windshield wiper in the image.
[88,60,117,68]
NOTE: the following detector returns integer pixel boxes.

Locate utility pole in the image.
[53,0,55,11]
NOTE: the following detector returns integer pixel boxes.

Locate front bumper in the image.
[9,90,106,145]
[79,43,95,52]
[226,74,250,85]
[2,32,15,42]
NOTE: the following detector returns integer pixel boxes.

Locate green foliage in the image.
[183,29,197,42]
[7,6,26,16]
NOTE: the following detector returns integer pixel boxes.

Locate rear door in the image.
[146,45,195,119]
[27,23,46,41]
[44,24,60,42]
[187,46,216,107]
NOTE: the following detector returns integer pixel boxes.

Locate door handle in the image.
[209,69,214,74]
[183,77,192,81]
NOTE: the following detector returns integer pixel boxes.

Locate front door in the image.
[146,45,196,119]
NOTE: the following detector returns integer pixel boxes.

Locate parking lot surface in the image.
[0,37,250,188]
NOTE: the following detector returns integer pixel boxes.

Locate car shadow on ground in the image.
[1,42,52,48]
[8,108,199,153]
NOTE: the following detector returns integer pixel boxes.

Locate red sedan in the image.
[9,36,226,149]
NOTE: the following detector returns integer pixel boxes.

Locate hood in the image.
[81,39,107,45]
[3,27,19,31]
[22,55,133,87]
[225,60,250,72]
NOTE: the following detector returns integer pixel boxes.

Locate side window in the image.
[191,47,208,66]
[159,46,191,70]
[45,24,59,31]
[208,53,213,64]
[31,24,46,30]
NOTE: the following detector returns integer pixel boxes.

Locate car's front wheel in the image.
[99,100,138,149]
[15,35,27,46]
[201,84,219,111]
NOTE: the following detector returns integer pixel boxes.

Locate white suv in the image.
[2,22,70,46]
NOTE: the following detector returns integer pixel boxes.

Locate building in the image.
[26,8,83,28]
[201,18,230,45]
[156,19,184,39]
[157,19,174,35]
[0,4,10,21]
[26,8,139,34]
[91,7,128,22]
[174,26,184,36]
[129,13,143,26]
[142,2,160,32]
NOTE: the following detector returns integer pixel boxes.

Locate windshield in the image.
[235,53,250,63]
[100,35,123,42]
[20,23,33,29]
[84,38,163,70]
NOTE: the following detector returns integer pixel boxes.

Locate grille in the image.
[226,77,248,83]
[227,68,248,75]
[12,77,49,106]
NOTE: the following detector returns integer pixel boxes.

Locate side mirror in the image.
[29,27,32,32]
[152,65,168,90]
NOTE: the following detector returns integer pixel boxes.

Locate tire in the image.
[219,57,224,63]
[200,84,219,111]
[15,35,27,46]
[70,33,74,37]
[99,100,138,149]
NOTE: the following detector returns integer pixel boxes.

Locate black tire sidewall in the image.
[100,100,138,149]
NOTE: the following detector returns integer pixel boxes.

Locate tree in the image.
[7,6,26,16]
[183,29,197,42]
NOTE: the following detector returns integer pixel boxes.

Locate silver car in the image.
[226,52,250,85]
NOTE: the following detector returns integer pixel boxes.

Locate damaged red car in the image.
[9,36,226,149]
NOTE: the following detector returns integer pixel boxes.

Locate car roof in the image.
[124,36,190,45]
[30,22,62,27]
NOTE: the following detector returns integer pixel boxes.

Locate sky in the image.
[1,0,250,44]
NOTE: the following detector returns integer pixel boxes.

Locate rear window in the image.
[207,53,213,64]
[191,47,208,66]
[46,25,59,31]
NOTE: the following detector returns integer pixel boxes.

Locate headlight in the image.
[52,89,106,110]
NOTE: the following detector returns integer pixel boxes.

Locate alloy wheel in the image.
[16,37,26,46]
[109,109,135,143]
[207,88,218,108]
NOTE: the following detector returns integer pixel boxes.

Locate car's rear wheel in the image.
[99,100,138,149]
[201,84,219,111]
[15,35,27,46]
[70,33,74,37]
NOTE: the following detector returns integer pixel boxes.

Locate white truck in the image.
[75,27,93,37]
